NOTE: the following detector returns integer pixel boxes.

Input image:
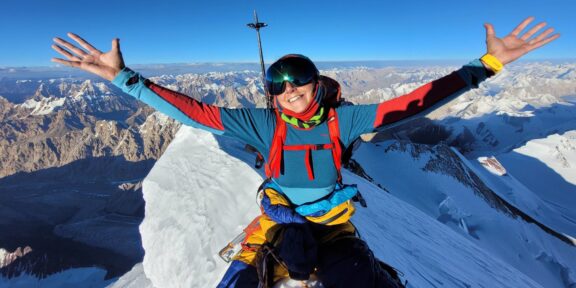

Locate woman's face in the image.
[275,81,316,114]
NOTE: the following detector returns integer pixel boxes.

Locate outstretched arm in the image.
[338,17,560,144]
[373,17,559,128]
[51,34,275,152]
[51,33,227,133]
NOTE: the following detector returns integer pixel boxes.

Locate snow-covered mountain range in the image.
[0,60,575,287]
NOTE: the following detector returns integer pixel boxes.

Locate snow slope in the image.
[352,141,576,288]
[133,126,545,288]
[497,130,576,232]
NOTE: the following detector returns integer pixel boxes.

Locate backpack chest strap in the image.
[283,143,335,151]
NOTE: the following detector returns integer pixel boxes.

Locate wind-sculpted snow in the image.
[139,126,262,287]
[135,126,544,288]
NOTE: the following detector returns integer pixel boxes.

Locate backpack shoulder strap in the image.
[327,108,343,184]
[265,110,286,179]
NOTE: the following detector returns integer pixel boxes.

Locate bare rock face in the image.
[0,79,180,179]
[0,72,269,180]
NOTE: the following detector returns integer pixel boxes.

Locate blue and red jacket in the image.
[112,60,491,205]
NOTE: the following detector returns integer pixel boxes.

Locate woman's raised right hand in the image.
[52,33,125,81]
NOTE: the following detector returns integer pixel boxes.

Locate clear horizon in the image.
[3,58,576,81]
[2,57,576,69]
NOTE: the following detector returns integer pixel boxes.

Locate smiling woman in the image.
[50,16,559,288]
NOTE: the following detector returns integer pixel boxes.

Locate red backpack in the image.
[264,76,344,184]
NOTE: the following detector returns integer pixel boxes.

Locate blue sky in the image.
[1,0,574,67]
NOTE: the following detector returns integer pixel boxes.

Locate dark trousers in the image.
[217,236,404,288]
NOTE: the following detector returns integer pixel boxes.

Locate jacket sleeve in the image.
[112,68,274,151]
[337,59,493,146]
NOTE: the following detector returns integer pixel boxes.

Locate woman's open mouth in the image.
[287,95,302,103]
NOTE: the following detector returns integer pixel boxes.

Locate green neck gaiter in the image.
[280,106,325,129]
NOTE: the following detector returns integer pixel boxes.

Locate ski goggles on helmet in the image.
[265,55,319,96]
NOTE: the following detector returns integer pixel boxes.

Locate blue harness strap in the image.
[260,181,360,219]
[295,184,359,216]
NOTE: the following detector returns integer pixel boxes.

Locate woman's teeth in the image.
[288,95,301,103]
